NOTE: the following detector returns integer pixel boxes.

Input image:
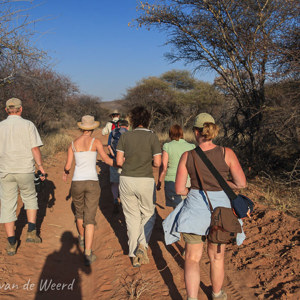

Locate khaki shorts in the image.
[182,232,207,244]
[0,173,37,223]
[71,180,100,226]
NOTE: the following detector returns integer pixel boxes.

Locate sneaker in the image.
[78,235,84,249]
[84,251,97,266]
[6,241,17,256]
[136,244,149,264]
[212,290,227,300]
[26,230,42,243]
[132,256,141,268]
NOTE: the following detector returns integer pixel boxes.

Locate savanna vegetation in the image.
[130,0,299,215]
[0,0,110,136]
[0,0,299,214]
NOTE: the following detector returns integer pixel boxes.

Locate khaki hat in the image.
[6,98,22,108]
[77,115,100,130]
[193,113,215,128]
[110,109,120,117]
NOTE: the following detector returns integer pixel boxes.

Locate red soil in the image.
[0,129,299,300]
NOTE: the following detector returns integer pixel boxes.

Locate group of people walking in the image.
[0,98,247,300]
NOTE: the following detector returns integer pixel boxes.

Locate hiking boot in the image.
[212,290,227,300]
[6,241,17,256]
[132,256,141,268]
[78,235,84,249]
[136,244,149,264]
[84,252,97,266]
[26,230,42,243]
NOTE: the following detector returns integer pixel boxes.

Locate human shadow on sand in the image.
[34,231,91,300]
[148,211,184,300]
[97,160,129,255]
[15,178,56,243]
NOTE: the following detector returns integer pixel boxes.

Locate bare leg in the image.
[26,209,37,224]
[4,222,15,237]
[207,242,225,294]
[184,243,204,299]
[76,219,84,237]
[84,224,94,252]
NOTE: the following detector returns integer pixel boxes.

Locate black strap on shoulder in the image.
[191,150,214,213]
[194,146,237,201]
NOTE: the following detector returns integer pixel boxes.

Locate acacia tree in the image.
[135,0,299,157]
[0,0,45,85]
[123,70,223,130]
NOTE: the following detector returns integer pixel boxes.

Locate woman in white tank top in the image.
[63,115,114,266]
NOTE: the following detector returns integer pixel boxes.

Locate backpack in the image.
[110,120,120,131]
[110,127,128,157]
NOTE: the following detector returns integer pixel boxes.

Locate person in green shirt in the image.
[116,106,161,268]
[157,124,195,208]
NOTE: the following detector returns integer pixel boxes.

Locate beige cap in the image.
[77,115,100,130]
[110,109,120,117]
[193,113,215,128]
[6,98,22,108]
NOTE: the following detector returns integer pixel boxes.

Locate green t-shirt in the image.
[117,128,161,178]
[163,139,195,181]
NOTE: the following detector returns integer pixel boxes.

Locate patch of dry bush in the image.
[119,271,153,299]
[41,131,73,158]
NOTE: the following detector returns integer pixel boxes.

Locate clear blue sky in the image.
[23,0,215,101]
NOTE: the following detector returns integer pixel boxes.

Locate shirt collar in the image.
[133,127,151,132]
[7,115,22,119]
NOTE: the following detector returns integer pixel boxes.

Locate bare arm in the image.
[153,153,162,168]
[63,144,74,182]
[95,139,114,166]
[157,151,168,190]
[32,146,45,178]
[175,152,189,195]
[116,150,125,168]
[107,145,115,157]
[224,147,247,189]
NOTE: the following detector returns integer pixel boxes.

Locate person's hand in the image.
[38,165,46,181]
[63,172,68,182]
[156,181,161,191]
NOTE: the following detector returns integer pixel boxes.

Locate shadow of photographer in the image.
[34,231,91,300]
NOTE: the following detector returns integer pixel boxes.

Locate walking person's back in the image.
[0,98,46,256]
[107,119,129,213]
[63,115,114,266]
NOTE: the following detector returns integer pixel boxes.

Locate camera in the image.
[34,170,47,192]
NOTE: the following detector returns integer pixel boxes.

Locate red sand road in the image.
[0,129,299,300]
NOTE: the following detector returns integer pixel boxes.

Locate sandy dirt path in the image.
[0,129,298,300]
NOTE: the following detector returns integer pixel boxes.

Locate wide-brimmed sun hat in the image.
[77,115,100,130]
[6,98,22,108]
[110,109,120,117]
[193,113,215,128]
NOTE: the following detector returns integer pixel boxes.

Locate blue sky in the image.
[22,0,215,101]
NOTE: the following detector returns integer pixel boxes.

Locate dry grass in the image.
[41,131,73,158]
[252,173,300,217]
[120,271,153,299]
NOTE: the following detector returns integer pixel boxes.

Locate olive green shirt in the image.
[117,128,161,178]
